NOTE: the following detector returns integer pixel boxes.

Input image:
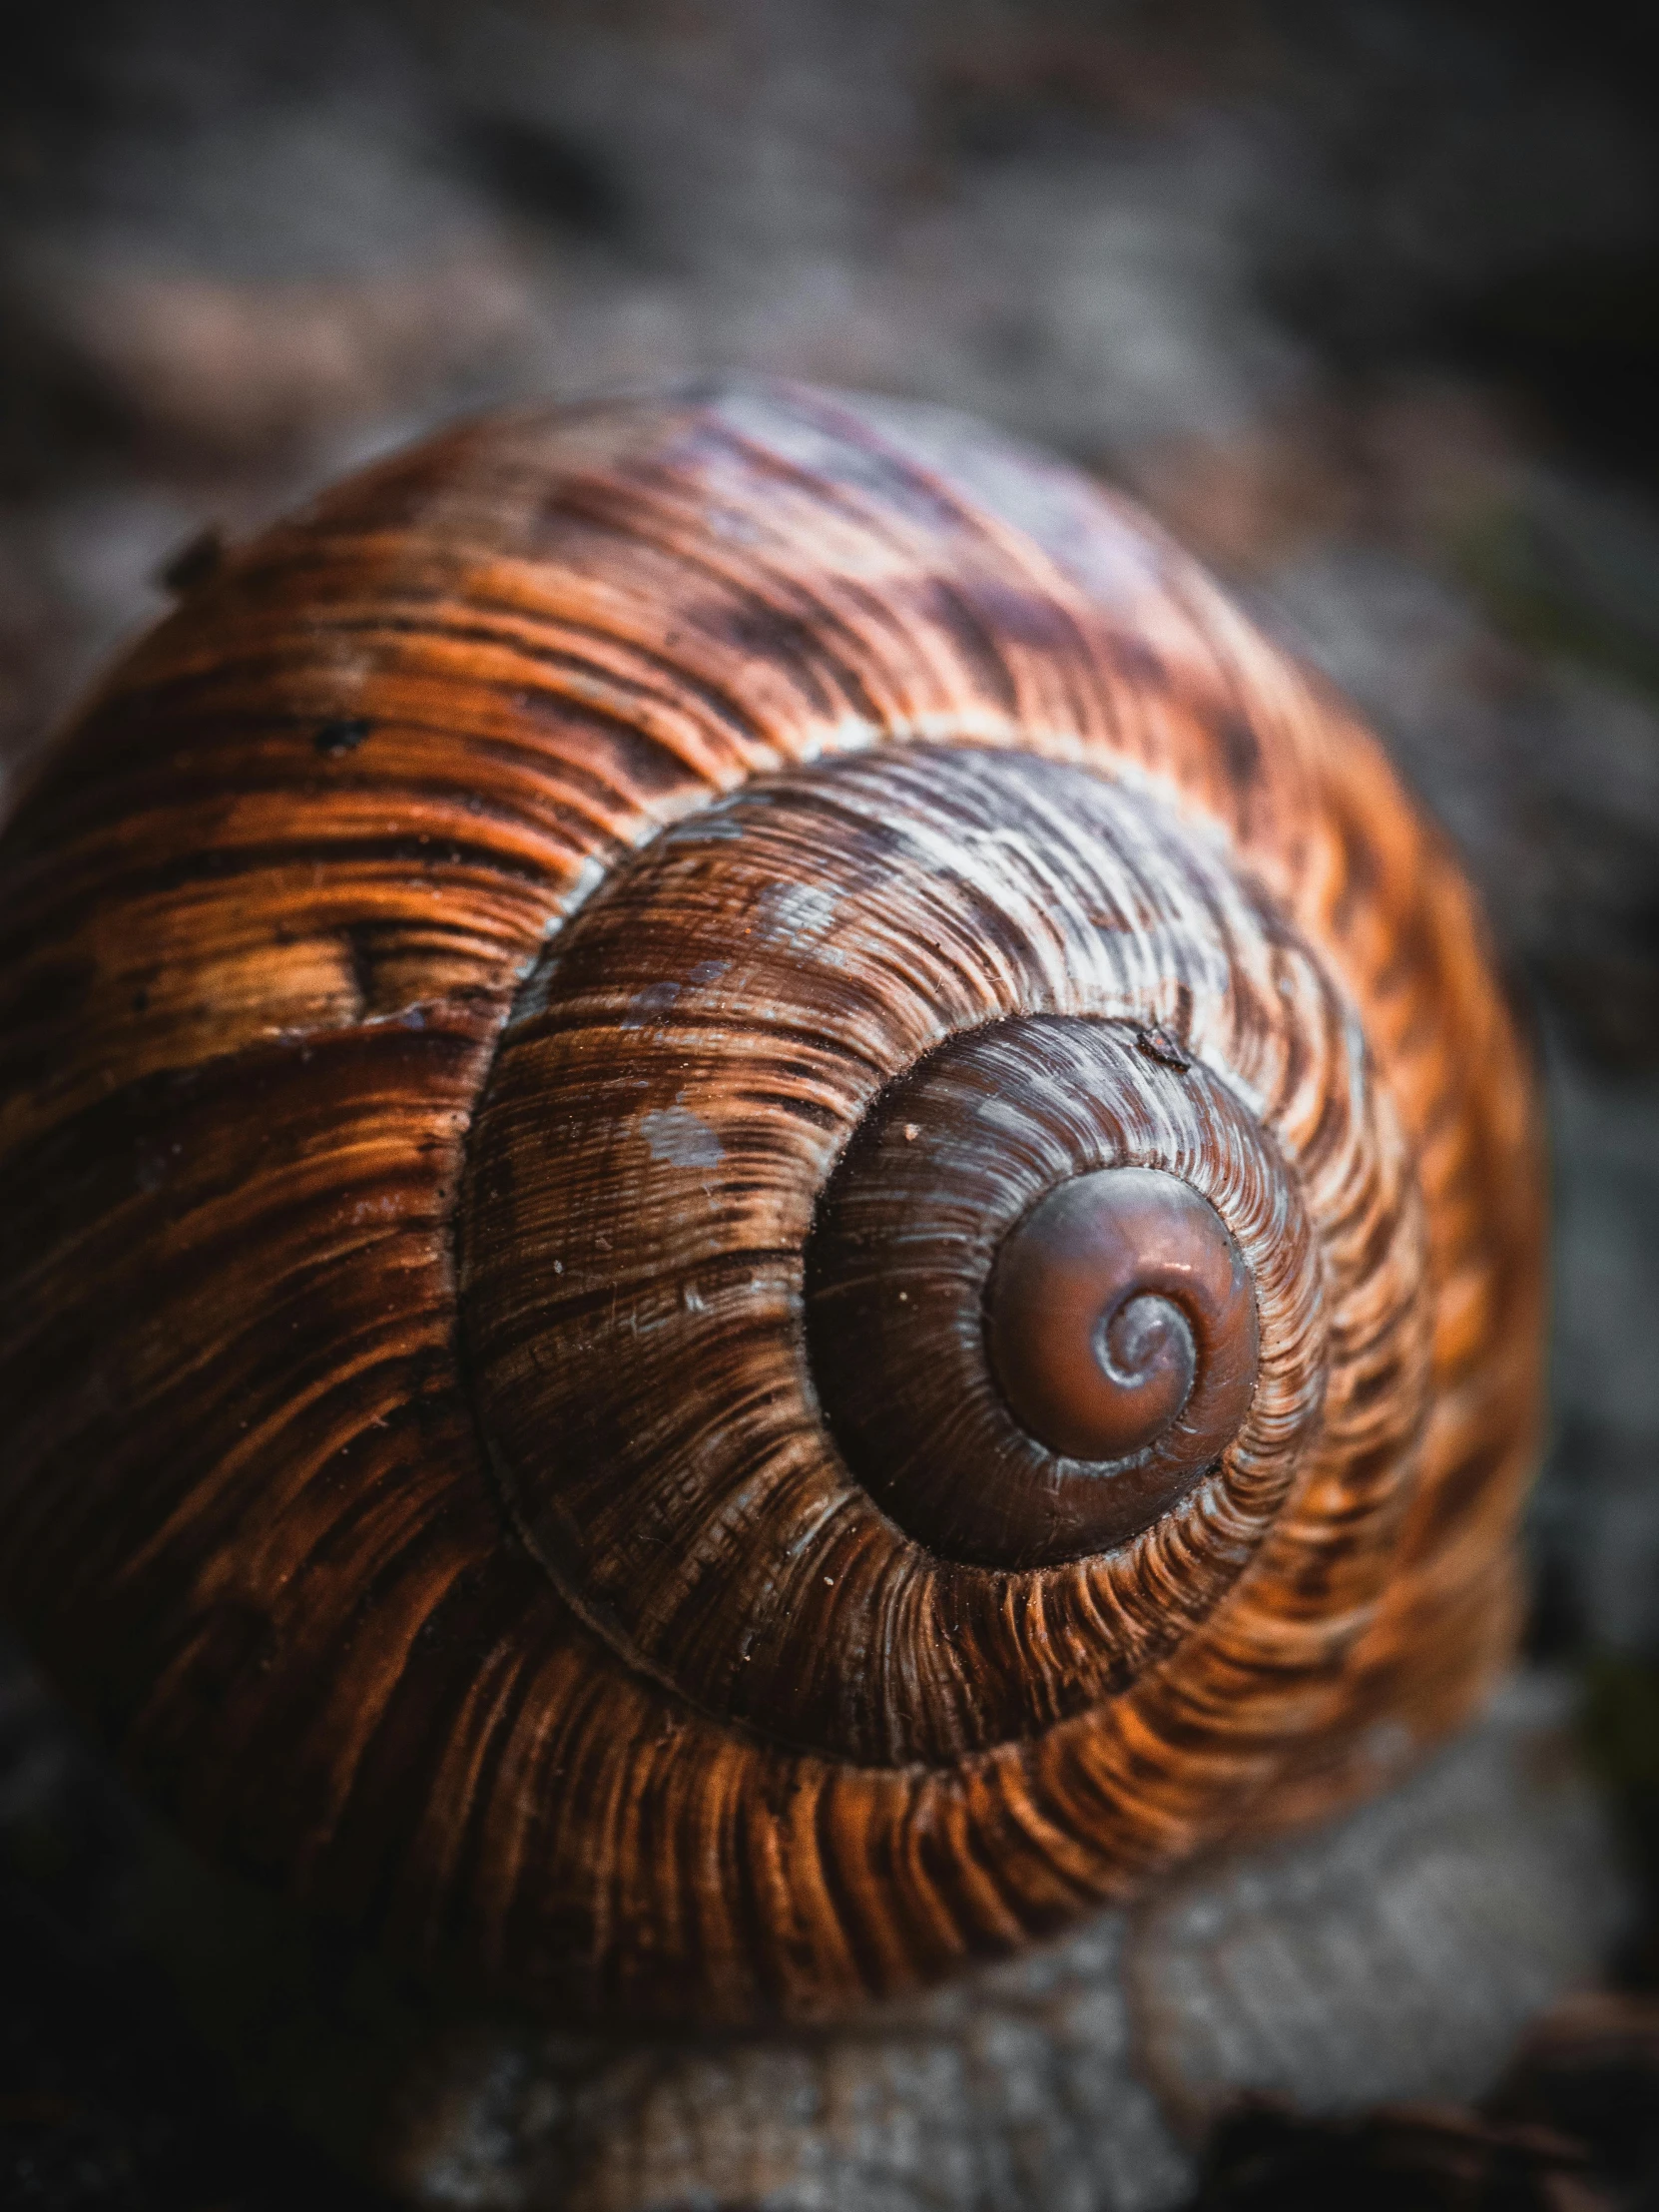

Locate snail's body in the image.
[0,385,1542,2043]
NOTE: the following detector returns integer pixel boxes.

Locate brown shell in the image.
[0,381,1543,2026]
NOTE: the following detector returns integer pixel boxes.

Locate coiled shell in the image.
[0,382,1543,2025]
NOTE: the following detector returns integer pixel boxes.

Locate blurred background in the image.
[2,2,1658,2204]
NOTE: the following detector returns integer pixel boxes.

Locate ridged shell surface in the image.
[0,383,1543,2024]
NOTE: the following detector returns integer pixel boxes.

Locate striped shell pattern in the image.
[0,383,1543,2025]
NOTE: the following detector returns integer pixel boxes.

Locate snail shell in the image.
[0,382,1542,2026]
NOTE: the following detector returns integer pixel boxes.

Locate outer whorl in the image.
[0,382,1543,2025]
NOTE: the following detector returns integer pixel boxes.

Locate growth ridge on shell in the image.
[0,379,1543,2028]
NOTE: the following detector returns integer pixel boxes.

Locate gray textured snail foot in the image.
[190,1671,1618,2212]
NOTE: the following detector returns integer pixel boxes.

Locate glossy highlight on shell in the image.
[986,1165,1256,1471]
[0,380,1544,2027]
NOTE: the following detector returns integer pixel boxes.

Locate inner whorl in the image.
[460,743,1335,1763]
[805,1032,1261,1567]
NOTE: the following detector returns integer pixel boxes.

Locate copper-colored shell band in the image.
[0,383,1543,2024]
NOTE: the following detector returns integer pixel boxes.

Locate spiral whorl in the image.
[808,1050,1264,1567]
[988,1169,1253,1464]
[0,381,1544,2026]
[462,740,1404,1770]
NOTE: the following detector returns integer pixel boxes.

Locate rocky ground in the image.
[3,2,1659,2204]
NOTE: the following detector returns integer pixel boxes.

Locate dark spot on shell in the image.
[340,924,378,1017]
[533,474,652,550]
[715,599,825,670]
[1105,635,1167,688]
[509,688,708,800]
[703,594,875,721]
[968,579,1086,655]
[1219,716,1261,793]
[314,717,372,758]
[914,578,1018,716]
